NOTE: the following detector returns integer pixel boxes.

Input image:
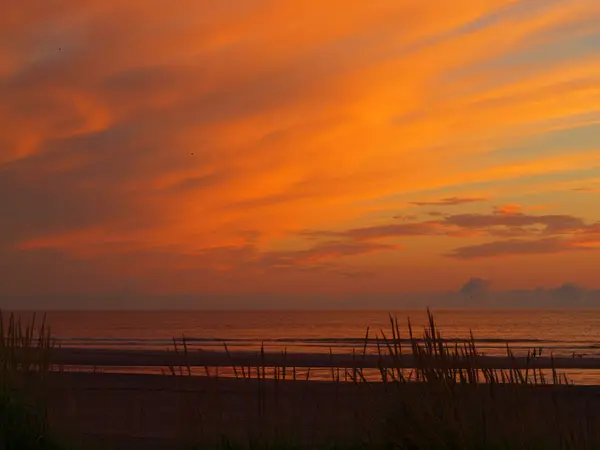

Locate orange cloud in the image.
[2,0,600,300]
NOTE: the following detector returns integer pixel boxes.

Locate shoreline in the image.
[39,370,600,392]
[48,346,600,370]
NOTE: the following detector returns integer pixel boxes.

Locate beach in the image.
[6,309,600,448]
[6,0,600,446]
[38,370,600,449]
[44,371,382,448]
[48,346,600,371]
[23,309,600,386]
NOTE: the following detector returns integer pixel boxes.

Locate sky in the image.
[1,1,600,308]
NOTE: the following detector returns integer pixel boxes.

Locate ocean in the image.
[11,309,600,384]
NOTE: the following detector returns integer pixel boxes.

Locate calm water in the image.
[12,309,600,383]
[22,309,599,355]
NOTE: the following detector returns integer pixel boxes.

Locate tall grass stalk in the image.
[0,311,56,449]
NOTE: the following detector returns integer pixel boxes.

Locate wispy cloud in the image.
[301,208,600,261]
[2,0,600,300]
[446,238,593,260]
[318,210,598,241]
[443,212,588,234]
[258,241,400,268]
[571,186,598,192]
[409,197,488,207]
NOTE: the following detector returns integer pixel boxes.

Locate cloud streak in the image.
[446,238,593,260]
[304,209,600,261]
[318,210,599,240]
[410,197,488,207]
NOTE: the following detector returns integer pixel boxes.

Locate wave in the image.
[56,335,600,351]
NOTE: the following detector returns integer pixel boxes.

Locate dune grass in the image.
[372,311,593,449]
[0,311,59,450]
[166,309,571,386]
[167,309,597,449]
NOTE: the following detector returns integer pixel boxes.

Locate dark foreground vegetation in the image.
[1,310,599,450]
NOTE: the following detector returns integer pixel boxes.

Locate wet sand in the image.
[48,346,600,370]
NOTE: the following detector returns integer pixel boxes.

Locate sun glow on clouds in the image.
[1,0,600,301]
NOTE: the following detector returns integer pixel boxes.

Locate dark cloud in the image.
[314,211,594,239]
[297,208,600,261]
[571,186,598,192]
[409,197,487,207]
[393,213,419,221]
[300,210,600,262]
[443,213,587,233]
[552,282,584,303]
[445,238,588,259]
[448,281,600,308]
[334,222,443,240]
[459,277,491,298]
[482,227,536,238]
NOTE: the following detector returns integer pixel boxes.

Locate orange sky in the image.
[1,1,600,305]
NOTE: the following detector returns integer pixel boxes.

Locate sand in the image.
[4,347,594,448]
[43,372,384,449]
[48,346,600,369]
[31,369,600,450]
